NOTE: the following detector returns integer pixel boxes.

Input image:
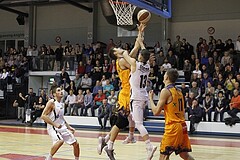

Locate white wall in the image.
[170,19,240,48]
[35,3,93,45]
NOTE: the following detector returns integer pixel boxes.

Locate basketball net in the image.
[109,0,136,25]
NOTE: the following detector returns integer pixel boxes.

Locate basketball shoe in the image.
[147,145,157,160]
[97,137,107,155]
[122,136,137,144]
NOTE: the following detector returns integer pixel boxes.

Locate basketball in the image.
[137,9,151,24]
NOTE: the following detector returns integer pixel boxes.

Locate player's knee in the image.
[72,141,79,148]
[135,121,143,129]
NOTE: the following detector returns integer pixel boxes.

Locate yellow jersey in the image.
[116,59,131,111]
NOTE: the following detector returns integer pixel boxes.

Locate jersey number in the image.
[178,99,183,112]
[140,75,147,88]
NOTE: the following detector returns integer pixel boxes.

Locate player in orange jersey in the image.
[149,68,194,160]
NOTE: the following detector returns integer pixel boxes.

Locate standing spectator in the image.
[213,91,227,122]
[92,90,106,117]
[183,60,192,82]
[173,35,182,56]
[98,99,112,130]
[188,99,202,134]
[202,94,214,122]
[166,50,177,68]
[83,89,93,116]
[74,74,81,91]
[13,92,26,122]
[235,35,240,53]
[155,51,165,67]
[55,43,64,70]
[59,68,70,87]
[77,61,85,76]
[106,38,116,53]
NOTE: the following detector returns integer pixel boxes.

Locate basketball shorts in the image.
[130,100,147,124]
[47,125,76,145]
[160,122,192,155]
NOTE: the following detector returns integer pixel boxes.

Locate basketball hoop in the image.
[109,0,136,25]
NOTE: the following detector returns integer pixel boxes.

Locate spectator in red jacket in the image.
[91,89,106,117]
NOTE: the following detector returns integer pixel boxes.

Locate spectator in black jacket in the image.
[213,91,227,122]
[97,99,112,130]
[189,99,202,134]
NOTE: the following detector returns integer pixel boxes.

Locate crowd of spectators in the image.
[2,35,240,129]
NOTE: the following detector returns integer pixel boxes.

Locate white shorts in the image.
[47,125,76,145]
[130,100,147,124]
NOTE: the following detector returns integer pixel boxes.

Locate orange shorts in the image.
[160,122,192,155]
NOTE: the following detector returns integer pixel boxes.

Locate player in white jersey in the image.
[121,38,157,160]
[41,87,80,160]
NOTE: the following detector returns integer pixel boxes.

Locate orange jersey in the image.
[164,85,185,125]
[116,59,131,111]
[160,84,192,155]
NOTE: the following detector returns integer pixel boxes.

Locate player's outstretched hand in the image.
[138,23,147,33]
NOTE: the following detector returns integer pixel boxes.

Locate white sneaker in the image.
[122,136,137,144]
[147,145,157,160]
[97,137,107,155]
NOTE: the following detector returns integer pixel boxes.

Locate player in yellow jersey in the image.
[97,24,146,160]
[149,68,194,160]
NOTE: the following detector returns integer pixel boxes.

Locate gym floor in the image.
[0,124,240,160]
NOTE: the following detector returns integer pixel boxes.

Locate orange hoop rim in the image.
[109,0,129,5]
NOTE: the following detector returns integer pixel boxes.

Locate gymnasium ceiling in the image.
[0,0,95,7]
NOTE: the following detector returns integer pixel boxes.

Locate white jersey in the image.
[130,61,150,101]
[47,99,65,130]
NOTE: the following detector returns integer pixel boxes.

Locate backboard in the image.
[123,0,171,18]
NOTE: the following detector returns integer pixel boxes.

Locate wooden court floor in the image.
[0,125,240,160]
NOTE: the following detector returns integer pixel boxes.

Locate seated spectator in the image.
[181,83,189,99]
[204,82,215,98]
[92,89,106,117]
[148,68,157,88]
[214,84,225,99]
[92,80,103,97]
[188,99,202,134]
[189,81,201,100]
[65,89,76,115]
[227,89,240,118]
[224,73,236,99]
[110,74,119,91]
[192,65,202,79]
[103,79,114,97]
[30,96,45,125]
[83,89,93,116]
[73,89,84,116]
[213,91,227,122]
[202,94,214,122]
[101,75,107,87]
[107,90,117,108]
[162,58,172,71]
[13,92,26,122]
[186,92,196,115]
[65,80,77,95]
[98,99,112,130]
[80,73,92,92]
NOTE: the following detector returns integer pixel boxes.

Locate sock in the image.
[108,140,114,150]
[46,154,53,160]
[105,134,110,143]
[75,156,79,160]
[128,131,134,139]
[145,139,152,149]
